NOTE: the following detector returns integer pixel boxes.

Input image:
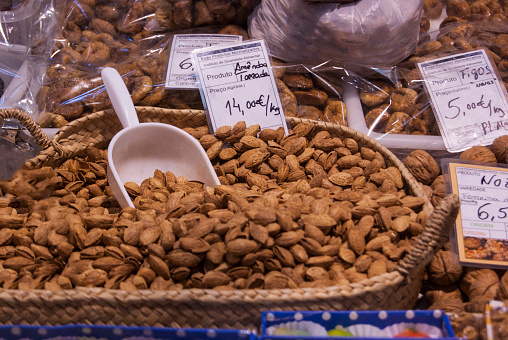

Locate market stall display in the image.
[0,107,458,328]
[1,0,508,337]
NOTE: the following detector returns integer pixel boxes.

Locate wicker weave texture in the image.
[0,272,415,329]
[0,107,460,329]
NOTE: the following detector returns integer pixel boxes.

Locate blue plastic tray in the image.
[261,310,457,339]
[0,324,257,340]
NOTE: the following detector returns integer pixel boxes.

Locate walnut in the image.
[469,275,499,300]
[425,283,463,304]
[490,135,508,163]
[427,297,464,314]
[403,150,440,185]
[427,249,463,286]
[459,146,497,162]
[430,175,445,207]
[460,268,498,297]
[497,270,508,300]
[464,297,492,313]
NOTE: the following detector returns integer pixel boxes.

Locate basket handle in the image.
[396,194,460,279]
[0,108,65,153]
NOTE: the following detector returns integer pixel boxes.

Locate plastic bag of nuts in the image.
[36,15,249,128]
[32,0,259,127]
[352,20,508,149]
[248,0,423,68]
[274,64,348,125]
[150,0,261,31]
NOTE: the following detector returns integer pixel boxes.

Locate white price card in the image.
[165,34,243,89]
[191,39,289,134]
[445,160,508,268]
[418,49,508,153]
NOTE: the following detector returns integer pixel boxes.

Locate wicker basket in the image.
[0,107,460,329]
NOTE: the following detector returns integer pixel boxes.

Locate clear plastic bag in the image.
[0,0,57,113]
[274,63,348,126]
[449,301,508,339]
[27,0,257,127]
[148,0,260,32]
[36,26,250,128]
[248,0,424,68]
[0,0,56,114]
[0,0,52,47]
[315,20,508,155]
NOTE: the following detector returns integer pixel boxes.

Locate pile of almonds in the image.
[0,121,430,290]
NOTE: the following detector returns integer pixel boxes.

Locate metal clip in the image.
[0,126,20,144]
[0,120,31,151]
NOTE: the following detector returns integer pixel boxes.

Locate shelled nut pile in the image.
[0,121,429,290]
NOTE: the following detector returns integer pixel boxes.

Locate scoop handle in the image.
[101,67,139,128]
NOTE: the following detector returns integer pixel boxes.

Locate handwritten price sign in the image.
[192,40,288,134]
[418,49,508,152]
[165,34,242,89]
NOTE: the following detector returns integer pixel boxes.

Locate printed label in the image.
[448,161,508,268]
[418,49,508,152]
[165,34,242,89]
[192,40,288,133]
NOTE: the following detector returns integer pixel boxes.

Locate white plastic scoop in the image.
[102,67,220,208]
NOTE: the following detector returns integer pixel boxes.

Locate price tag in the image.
[445,160,508,268]
[418,49,508,152]
[191,39,289,134]
[165,34,243,89]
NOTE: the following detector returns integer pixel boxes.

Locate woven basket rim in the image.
[0,270,404,297]
[0,107,461,328]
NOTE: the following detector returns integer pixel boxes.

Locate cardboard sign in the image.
[191,39,288,134]
[418,49,508,152]
[165,34,242,89]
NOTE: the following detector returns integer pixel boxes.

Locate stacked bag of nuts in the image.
[401,135,508,315]
[358,79,438,136]
[358,0,508,137]
[275,66,348,126]
[154,0,260,30]
[36,0,344,128]
[420,0,508,33]
[35,0,255,128]
[0,121,431,290]
[358,17,508,136]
